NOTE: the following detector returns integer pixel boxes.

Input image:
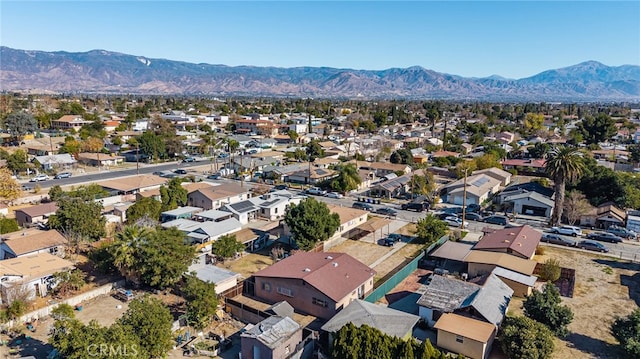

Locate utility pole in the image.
[461,168,468,230]
[136,142,140,175]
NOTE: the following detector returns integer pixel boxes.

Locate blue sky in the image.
[1,1,638,79]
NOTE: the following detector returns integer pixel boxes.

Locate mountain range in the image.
[1,46,639,101]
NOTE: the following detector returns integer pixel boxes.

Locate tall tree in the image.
[331,163,361,193]
[135,227,196,289]
[182,274,219,329]
[110,225,151,283]
[523,283,573,337]
[211,234,245,259]
[0,168,21,204]
[284,197,340,251]
[611,308,640,358]
[500,316,555,359]
[126,197,162,223]
[563,190,592,225]
[545,146,585,226]
[4,112,37,141]
[578,113,617,145]
[414,215,448,245]
[48,196,106,243]
[159,177,187,211]
[117,296,173,358]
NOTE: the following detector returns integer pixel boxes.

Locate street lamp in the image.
[461,168,468,230]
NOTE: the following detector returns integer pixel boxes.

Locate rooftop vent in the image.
[303,268,311,272]
[333,262,339,267]
[326,256,333,260]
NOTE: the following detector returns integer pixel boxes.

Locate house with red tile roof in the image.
[252,252,376,320]
[472,225,541,260]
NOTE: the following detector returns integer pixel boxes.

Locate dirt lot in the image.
[330,239,390,267]
[511,246,640,358]
[217,253,274,279]
[371,243,423,282]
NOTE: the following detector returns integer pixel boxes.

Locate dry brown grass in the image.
[513,246,640,358]
[371,243,423,282]
[330,240,390,267]
[218,253,274,279]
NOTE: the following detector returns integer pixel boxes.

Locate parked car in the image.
[382,233,404,246]
[466,204,482,213]
[550,225,583,237]
[325,192,344,199]
[444,216,469,228]
[54,172,72,179]
[401,202,427,212]
[217,153,230,159]
[352,202,375,212]
[541,233,577,247]
[483,215,509,225]
[463,212,484,221]
[182,157,196,163]
[606,226,638,240]
[375,207,398,217]
[174,169,187,175]
[273,184,289,191]
[436,212,453,220]
[306,187,327,196]
[206,173,221,180]
[441,207,463,215]
[577,240,609,253]
[586,231,623,243]
[30,174,50,182]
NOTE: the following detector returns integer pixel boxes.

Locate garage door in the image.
[522,205,547,217]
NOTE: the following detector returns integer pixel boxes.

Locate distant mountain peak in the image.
[0,46,638,101]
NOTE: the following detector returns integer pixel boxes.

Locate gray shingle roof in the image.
[321,299,419,338]
[465,274,513,326]
[241,316,300,349]
[416,276,480,312]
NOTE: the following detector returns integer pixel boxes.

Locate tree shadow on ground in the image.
[593,259,640,306]
[9,334,54,358]
[563,332,623,359]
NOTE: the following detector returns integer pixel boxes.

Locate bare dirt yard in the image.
[330,239,390,267]
[217,253,274,279]
[511,246,640,359]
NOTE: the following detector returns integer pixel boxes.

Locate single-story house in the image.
[33,154,77,171]
[500,159,546,176]
[464,250,537,278]
[160,206,202,223]
[287,167,337,185]
[503,191,554,218]
[98,175,167,196]
[579,202,627,229]
[0,228,68,259]
[14,202,59,227]
[188,254,242,294]
[356,162,411,177]
[434,313,496,359]
[0,253,75,304]
[77,153,125,167]
[221,200,259,225]
[495,182,554,205]
[472,225,541,260]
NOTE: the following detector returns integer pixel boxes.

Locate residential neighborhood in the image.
[0,96,640,359]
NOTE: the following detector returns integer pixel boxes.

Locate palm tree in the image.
[112,225,150,283]
[545,146,585,226]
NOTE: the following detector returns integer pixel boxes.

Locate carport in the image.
[345,217,393,241]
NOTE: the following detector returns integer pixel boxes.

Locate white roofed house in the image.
[0,253,75,304]
[241,316,304,359]
[34,154,77,171]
